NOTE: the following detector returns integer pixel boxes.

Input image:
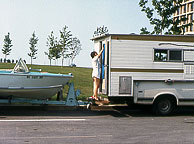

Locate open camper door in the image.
[100,41,109,95]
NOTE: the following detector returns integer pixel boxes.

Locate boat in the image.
[0,59,73,99]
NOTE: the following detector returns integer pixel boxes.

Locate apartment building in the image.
[174,0,194,34]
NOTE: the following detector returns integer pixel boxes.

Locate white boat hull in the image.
[0,86,62,99]
[0,72,72,99]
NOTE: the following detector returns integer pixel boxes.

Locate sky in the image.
[0,0,151,67]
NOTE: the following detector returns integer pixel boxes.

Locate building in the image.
[174,0,194,34]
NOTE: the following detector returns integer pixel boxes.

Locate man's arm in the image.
[97,46,104,58]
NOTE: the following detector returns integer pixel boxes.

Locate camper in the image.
[91,34,194,115]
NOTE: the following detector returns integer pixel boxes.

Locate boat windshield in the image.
[12,58,29,73]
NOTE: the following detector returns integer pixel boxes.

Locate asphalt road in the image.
[0,106,194,144]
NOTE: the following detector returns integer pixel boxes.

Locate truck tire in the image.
[153,96,176,116]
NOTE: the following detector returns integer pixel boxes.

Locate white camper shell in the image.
[91,34,194,115]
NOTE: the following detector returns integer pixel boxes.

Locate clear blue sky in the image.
[0,0,151,67]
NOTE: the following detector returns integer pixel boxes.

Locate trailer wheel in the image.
[153,96,176,116]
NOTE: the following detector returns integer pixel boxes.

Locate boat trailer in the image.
[0,83,88,106]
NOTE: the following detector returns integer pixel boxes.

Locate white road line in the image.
[0,135,113,139]
[0,119,86,122]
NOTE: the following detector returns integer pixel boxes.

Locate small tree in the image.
[68,37,82,65]
[59,26,72,67]
[46,31,61,65]
[52,44,61,65]
[28,31,39,65]
[44,51,53,66]
[139,0,190,35]
[2,32,12,60]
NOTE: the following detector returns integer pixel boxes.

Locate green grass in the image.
[0,63,93,101]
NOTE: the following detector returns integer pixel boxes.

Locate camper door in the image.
[100,41,109,95]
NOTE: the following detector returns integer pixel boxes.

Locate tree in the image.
[68,37,82,65]
[93,25,109,37]
[139,0,190,35]
[140,27,151,34]
[59,26,72,67]
[28,31,39,65]
[2,32,12,59]
[44,51,53,66]
[46,31,61,65]
[51,44,61,65]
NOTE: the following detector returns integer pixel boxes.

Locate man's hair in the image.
[90,51,97,58]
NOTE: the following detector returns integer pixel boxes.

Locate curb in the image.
[0,104,128,111]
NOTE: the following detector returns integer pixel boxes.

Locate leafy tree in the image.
[46,31,61,65]
[67,37,82,65]
[140,27,150,34]
[51,44,61,65]
[59,26,72,67]
[28,31,39,65]
[93,25,109,37]
[2,32,12,59]
[139,0,190,35]
[44,51,53,66]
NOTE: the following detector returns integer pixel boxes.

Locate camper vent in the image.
[119,76,132,94]
[184,65,194,75]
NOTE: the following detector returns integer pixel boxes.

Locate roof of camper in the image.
[91,34,194,42]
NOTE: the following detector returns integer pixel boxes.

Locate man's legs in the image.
[93,77,100,99]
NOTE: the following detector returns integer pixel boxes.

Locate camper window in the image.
[154,49,182,62]
[154,49,168,61]
[169,50,182,61]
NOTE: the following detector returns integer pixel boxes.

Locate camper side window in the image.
[169,50,182,61]
[154,49,168,61]
[154,49,182,62]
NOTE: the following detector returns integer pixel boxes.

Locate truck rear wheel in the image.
[153,96,176,116]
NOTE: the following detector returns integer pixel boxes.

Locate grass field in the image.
[0,63,93,101]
